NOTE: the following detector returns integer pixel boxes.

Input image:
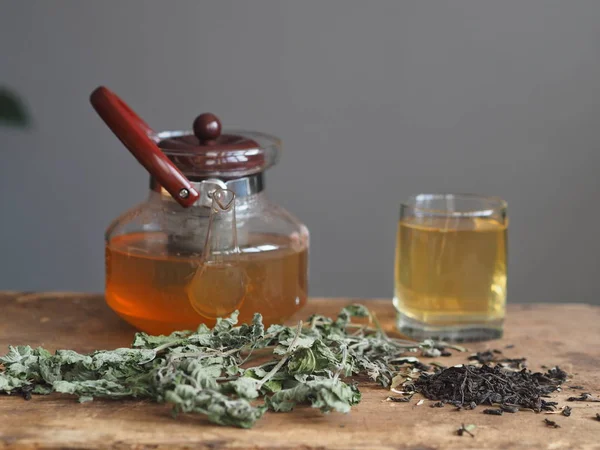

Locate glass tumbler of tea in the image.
[394,194,508,342]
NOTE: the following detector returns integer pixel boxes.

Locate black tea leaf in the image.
[544,418,560,428]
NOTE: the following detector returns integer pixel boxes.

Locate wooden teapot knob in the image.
[193,113,221,144]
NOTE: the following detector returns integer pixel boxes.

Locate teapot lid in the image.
[157,113,281,178]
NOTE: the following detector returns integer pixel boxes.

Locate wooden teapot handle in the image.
[90,86,199,207]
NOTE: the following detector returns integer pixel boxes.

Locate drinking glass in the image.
[394,194,508,342]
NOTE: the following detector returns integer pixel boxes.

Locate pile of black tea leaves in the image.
[409,362,568,413]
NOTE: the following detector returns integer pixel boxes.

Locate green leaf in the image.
[261,379,282,393]
[287,340,340,375]
[32,385,52,395]
[213,311,239,334]
[249,313,265,340]
[0,88,29,127]
[165,385,266,428]
[274,335,316,356]
[0,372,30,391]
[222,377,260,399]
[53,379,133,398]
[38,357,63,383]
[243,367,267,379]
[0,346,33,364]
[132,331,190,349]
[287,348,317,374]
[267,378,361,414]
[335,304,370,328]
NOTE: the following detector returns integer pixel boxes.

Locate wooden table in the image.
[0,292,599,450]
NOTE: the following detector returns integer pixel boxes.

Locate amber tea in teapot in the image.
[92,87,309,335]
[106,233,307,335]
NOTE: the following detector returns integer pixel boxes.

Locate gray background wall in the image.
[1,0,599,303]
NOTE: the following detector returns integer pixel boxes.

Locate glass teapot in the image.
[91,87,309,335]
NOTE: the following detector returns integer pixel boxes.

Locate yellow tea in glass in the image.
[394,194,507,341]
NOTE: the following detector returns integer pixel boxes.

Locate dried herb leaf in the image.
[166,385,266,428]
[266,378,361,413]
[456,423,476,437]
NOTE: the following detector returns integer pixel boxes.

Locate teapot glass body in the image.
[105,175,309,335]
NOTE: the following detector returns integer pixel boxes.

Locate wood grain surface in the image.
[0,292,599,450]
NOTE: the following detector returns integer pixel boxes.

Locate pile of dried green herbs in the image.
[0,305,451,428]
